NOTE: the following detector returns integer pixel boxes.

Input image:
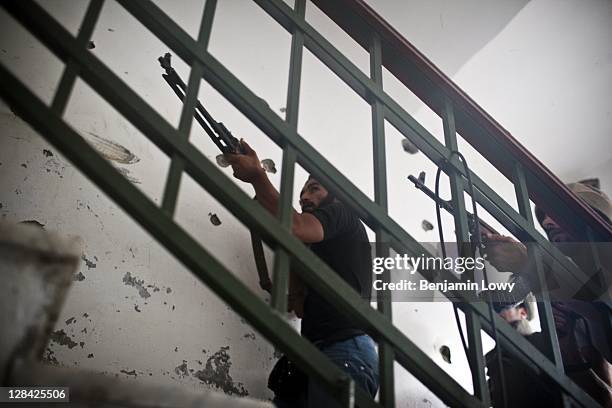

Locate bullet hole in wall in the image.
[439,345,451,364]
[401,138,419,154]
[215,155,230,168]
[208,213,222,226]
[261,159,276,174]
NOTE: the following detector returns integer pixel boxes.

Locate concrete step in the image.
[9,358,273,407]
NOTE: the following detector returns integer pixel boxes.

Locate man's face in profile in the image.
[499,305,528,329]
[299,178,329,213]
[543,218,574,243]
[536,208,574,243]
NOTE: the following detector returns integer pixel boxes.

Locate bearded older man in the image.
[484,180,612,406]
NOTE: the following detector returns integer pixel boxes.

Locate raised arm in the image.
[225,139,324,243]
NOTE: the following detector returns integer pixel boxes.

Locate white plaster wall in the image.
[2,0,610,406]
[443,0,612,193]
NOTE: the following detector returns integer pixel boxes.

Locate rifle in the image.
[158,52,245,155]
[407,171,500,237]
[158,52,277,293]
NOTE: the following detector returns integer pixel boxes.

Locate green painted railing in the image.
[1,1,608,407]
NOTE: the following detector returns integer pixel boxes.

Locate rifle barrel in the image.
[159,54,241,153]
[407,174,500,236]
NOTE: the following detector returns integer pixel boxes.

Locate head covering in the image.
[535,179,612,225]
[521,293,536,320]
[492,293,536,321]
[566,181,612,222]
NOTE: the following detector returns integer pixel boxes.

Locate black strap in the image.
[250,229,272,293]
[250,196,272,293]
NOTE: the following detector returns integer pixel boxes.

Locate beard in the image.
[302,193,336,213]
[546,227,574,243]
[319,192,336,207]
[301,203,315,212]
[511,319,534,336]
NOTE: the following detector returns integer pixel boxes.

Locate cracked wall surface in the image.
[0,111,278,399]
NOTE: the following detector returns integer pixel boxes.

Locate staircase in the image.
[0,0,609,407]
[0,222,272,407]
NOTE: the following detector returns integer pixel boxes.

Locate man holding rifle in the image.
[408,169,611,405]
[484,180,612,406]
[159,52,378,406]
[225,140,379,407]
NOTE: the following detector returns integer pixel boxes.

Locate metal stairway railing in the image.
[0,0,608,407]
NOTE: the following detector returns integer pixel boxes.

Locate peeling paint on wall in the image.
[81,255,97,269]
[44,156,65,178]
[42,348,59,366]
[73,271,86,281]
[120,369,137,377]
[174,360,189,378]
[50,330,78,349]
[193,346,248,396]
[122,272,151,299]
[146,284,160,293]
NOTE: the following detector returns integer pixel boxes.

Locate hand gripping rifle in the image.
[408,171,531,305]
[159,52,272,292]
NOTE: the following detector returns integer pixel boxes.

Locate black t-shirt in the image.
[300,200,373,343]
